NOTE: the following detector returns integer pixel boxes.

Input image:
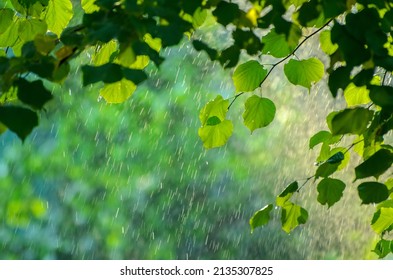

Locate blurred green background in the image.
[0,38,379,259]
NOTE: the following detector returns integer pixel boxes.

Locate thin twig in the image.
[297,175,315,192]
[227,18,335,110]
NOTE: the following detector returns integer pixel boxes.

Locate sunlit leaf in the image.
[372,239,393,259]
[317,178,346,208]
[99,79,136,104]
[319,30,338,55]
[199,95,229,125]
[371,207,393,234]
[243,95,276,133]
[262,29,293,58]
[233,60,267,92]
[276,181,298,207]
[344,83,371,107]
[358,182,389,204]
[93,40,118,66]
[81,0,100,13]
[115,46,136,68]
[281,203,308,233]
[355,149,393,180]
[0,106,38,141]
[328,108,373,135]
[249,204,273,233]
[198,120,233,149]
[44,0,73,35]
[284,58,324,90]
[0,18,20,47]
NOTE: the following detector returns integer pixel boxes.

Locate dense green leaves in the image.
[232,61,267,92]
[355,149,393,180]
[249,204,273,233]
[0,0,392,258]
[317,178,346,208]
[284,58,324,90]
[243,95,276,133]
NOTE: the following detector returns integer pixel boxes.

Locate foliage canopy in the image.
[0,0,393,258]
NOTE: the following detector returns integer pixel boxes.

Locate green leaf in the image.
[232,60,267,92]
[16,79,53,110]
[92,40,118,66]
[309,130,332,149]
[281,203,308,233]
[212,1,240,26]
[249,204,273,233]
[243,95,276,133]
[322,0,347,18]
[99,79,136,104]
[344,83,371,107]
[276,181,298,207]
[328,66,351,97]
[326,151,344,164]
[82,63,123,86]
[284,58,324,90]
[371,208,393,234]
[315,162,340,179]
[199,95,229,125]
[262,29,293,58]
[317,178,346,208]
[81,0,99,13]
[331,23,371,67]
[0,18,20,48]
[328,108,373,135]
[368,85,393,110]
[358,182,389,205]
[372,239,393,259]
[355,149,393,180]
[44,0,73,36]
[206,116,221,126]
[198,120,233,149]
[192,40,218,61]
[0,106,38,141]
[0,8,14,35]
[18,19,47,42]
[319,30,338,55]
